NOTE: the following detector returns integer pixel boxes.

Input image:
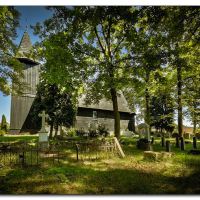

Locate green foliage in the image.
[76,129,87,137]
[97,123,109,137]
[0,129,6,136]
[33,6,140,138]
[150,94,175,133]
[31,79,76,137]
[31,6,200,136]
[0,6,23,95]
[1,114,7,132]
[66,127,76,137]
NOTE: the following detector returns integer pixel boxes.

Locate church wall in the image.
[75,107,131,131]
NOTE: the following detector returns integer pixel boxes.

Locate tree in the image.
[1,114,7,132]
[125,7,168,132]
[182,43,200,134]
[33,6,138,138]
[31,79,76,138]
[141,6,200,137]
[0,6,23,95]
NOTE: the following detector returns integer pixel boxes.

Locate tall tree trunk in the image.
[193,103,197,135]
[54,123,58,138]
[110,88,120,139]
[49,121,54,139]
[177,64,183,137]
[145,70,151,133]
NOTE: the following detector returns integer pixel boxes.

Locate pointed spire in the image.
[17,31,32,57]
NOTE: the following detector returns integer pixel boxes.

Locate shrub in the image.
[67,127,76,137]
[88,129,98,138]
[150,131,155,135]
[76,129,88,137]
[0,129,5,136]
[97,123,109,137]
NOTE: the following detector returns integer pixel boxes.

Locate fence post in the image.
[76,144,79,161]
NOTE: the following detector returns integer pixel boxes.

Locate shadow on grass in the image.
[1,159,200,195]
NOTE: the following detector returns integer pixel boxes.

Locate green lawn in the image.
[0,135,200,194]
[0,135,38,143]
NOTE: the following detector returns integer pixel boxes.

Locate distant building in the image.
[182,125,193,134]
[10,31,135,134]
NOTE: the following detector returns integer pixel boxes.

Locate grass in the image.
[0,135,38,143]
[0,135,200,194]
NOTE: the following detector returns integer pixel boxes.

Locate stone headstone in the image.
[180,137,185,151]
[193,136,197,149]
[166,141,171,152]
[161,137,165,147]
[137,123,150,142]
[38,110,48,133]
[38,111,49,149]
[151,136,154,144]
[39,132,48,142]
[175,136,179,148]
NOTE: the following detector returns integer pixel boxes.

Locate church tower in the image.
[10,31,41,134]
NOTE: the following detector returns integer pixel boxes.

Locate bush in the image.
[0,129,5,136]
[88,129,98,138]
[67,127,76,137]
[76,129,88,137]
[97,123,109,137]
[150,131,155,135]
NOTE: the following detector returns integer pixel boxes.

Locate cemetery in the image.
[0,6,200,195]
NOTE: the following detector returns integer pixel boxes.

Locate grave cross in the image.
[38,110,48,132]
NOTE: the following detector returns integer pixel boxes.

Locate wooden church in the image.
[10,31,135,134]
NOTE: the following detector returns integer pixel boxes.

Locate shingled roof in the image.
[18,31,32,56]
[16,31,39,65]
[78,92,131,113]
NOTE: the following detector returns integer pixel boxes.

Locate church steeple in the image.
[16,31,38,65]
[17,31,32,57]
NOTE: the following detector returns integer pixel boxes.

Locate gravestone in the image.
[193,136,197,149]
[166,141,171,152]
[151,136,154,144]
[175,136,180,148]
[88,111,98,131]
[180,137,185,151]
[137,123,150,142]
[161,137,165,147]
[38,111,49,149]
[137,123,151,150]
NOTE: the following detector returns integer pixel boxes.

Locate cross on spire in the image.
[25,18,28,32]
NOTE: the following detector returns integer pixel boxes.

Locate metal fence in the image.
[0,142,60,167]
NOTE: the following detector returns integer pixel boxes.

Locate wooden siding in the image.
[75,107,131,131]
[10,62,41,133]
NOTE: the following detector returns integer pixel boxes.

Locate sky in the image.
[0,5,193,127]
